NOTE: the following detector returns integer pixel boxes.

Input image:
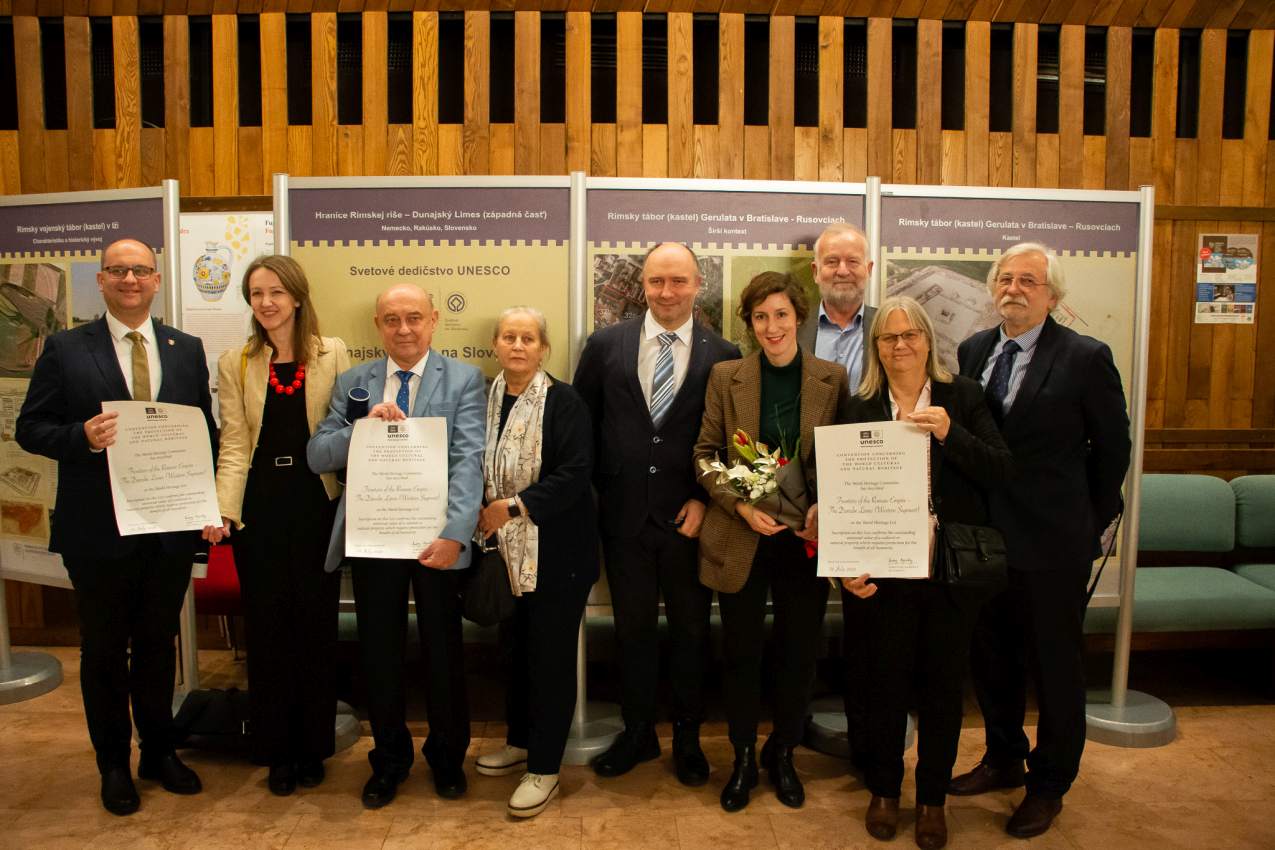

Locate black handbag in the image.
[933,522,1008,589]
[461,539,516,626]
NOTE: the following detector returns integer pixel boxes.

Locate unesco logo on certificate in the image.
[859,429,883,446]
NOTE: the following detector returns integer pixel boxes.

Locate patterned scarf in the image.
[482,369,550,594]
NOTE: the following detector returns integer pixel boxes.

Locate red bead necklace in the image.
[269,362,305,395]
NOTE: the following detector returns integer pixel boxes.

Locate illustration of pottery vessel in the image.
[193,243,233,302]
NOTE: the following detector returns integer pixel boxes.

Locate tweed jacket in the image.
[214,336,350,527]
[693,350,851,593]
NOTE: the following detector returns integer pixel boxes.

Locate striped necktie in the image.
[648,331,679,427]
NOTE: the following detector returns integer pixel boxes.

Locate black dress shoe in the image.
[100,767,140,816]
[764,743,804,809]
[361,771,405,809]
[671,718,710,787]
[590,723,660,778]
[137,752,202,795]
[948,760,1025,796]
[297,761,325,788]
[1006,793,1062,838]
[432,763,468,800]
[719,742,759,813]
[268,764,297,797]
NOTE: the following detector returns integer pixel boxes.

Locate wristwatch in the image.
[507,497,521,517]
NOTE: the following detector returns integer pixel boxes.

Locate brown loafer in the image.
[947,760,1025,796]
[866,795,900,841]
[915,804,948,850]
[1005,793,1063,838]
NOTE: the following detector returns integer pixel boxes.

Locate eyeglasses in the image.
[995,274,1044,290]
[877,330,925,347]
[102,265,157,280]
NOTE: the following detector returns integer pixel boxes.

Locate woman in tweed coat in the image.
[693,271,850,813]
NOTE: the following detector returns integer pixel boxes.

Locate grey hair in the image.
[986,242,1067,302]
[857,295,953,400]
[813,222,869,259]
[492,305,551,349]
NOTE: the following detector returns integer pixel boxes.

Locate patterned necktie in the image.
[648,331,679,427]
[395,370,413,416]
[986,339,1021,417]
[124,331,151,402]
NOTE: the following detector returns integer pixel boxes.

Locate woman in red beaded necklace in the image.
[202,255,350,797]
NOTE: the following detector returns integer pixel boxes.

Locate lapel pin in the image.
[168,339,175,346]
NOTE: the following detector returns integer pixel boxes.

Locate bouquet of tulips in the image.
[699,429,810,532]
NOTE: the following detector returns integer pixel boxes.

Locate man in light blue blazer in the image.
[308,283,485,809]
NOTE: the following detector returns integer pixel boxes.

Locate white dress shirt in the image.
[637,312,693,409]
[104,311,162,399]
[381,352,430,413]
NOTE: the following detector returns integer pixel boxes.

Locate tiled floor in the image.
[3,647,1274,849]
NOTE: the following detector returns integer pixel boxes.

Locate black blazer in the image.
[16,317,216,563]
[508,379,600,591]
[574,316,740,538]
[842,375,1013,529]
[957,315,1131,573]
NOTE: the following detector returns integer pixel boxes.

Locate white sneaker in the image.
[476,745,528,777]
[507,772,559,818]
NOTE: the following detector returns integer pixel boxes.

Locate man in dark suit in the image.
[950,242,1130,839]
[307,283,485,809]
[796,221,876,769]
[574,242,739,785]
[17,238,215,816]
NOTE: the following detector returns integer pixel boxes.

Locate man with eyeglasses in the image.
[950,242,1130,839]
[797,222,877,772]
[17,238,216,816]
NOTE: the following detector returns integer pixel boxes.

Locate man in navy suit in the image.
[307,283,485,809]
[17,238,215,816]
[949,242,1130,838]
[574,242,740,785]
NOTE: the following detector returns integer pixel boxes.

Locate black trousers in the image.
[603,518,711,726]
[718,533,829,746]
[840,588,871,763]
[63,539,193,774]
[233,518,340,766]
[352,559,470,777]
[499,574,592,774]
[970,567,1089,798]
[861,579,981,806]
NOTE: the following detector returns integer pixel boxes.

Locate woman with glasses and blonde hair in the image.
[839,295,1012,850]
[202,255,349,796]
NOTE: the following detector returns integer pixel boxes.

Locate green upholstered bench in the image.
[1231,474,1275,594]
[1084,474,1275,640]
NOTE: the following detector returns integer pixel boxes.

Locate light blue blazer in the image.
[306,350,487,573]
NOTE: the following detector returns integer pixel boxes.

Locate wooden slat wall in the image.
[0,9,1269,435]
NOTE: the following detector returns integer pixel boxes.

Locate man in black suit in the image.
[795,221,877,768]
[17,238,216,816]
[950,242,1130,838]
[574,242,739,785]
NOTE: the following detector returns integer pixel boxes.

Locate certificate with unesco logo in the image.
[346,417,448,560]
[102,400,220,536]
[814,421,931,579]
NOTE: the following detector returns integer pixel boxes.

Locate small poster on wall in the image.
[1195,233,1257,324]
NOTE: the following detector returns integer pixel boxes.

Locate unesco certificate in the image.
[345,417,448,560]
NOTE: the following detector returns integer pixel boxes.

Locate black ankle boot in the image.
[719,742,759,813]
[767,744,804,808]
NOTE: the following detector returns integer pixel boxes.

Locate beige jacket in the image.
[693,351,850,593]
[215,336,350,527]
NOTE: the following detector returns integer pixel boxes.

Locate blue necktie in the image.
[649,332,679,428]
[395,370,413,416]
[986,339,1021,417]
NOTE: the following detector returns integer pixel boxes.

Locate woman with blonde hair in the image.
[202,255,349,795]
[840,295,1012,849]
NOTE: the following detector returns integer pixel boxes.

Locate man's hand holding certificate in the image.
[103,400,221,536]
[815,420,931,580]
[345,417,448,560]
